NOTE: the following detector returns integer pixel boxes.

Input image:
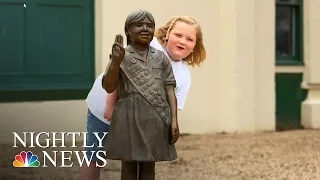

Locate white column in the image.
[253,0,276,131]
[219,0,275,132]
[301,0,320,128]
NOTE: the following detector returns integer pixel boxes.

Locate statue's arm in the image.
[102,58,122,93]
[102,34,125,93]
[161,51,179,144]
[165,85,178,125]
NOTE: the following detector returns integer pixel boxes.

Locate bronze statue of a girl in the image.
[102,10,179,180]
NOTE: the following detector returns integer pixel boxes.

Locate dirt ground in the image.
[1,129,320,180]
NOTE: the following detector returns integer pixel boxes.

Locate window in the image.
[0,0,95,102]
[276,0,303,65]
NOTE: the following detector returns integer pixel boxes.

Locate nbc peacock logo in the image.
[13,151,40,167]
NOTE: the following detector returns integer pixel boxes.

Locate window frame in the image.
[275,0,303,65]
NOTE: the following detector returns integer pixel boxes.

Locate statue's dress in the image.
[106,45,177,162]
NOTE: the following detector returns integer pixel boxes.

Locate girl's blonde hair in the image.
[155,16,206,67]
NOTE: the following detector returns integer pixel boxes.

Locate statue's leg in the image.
[121,161,137,180]
[139,162,155,180]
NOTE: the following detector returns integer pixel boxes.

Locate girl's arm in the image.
[104,87,119,121]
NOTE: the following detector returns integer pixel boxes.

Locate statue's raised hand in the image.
[111,34,125,63]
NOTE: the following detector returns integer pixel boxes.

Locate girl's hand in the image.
[104,106,114,122]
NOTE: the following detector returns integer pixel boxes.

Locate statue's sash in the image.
[120,55,171,127]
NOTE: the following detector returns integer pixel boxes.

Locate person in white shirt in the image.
[80,16,206,180]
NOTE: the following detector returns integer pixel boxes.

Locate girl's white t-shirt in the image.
[85,37,191,124]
